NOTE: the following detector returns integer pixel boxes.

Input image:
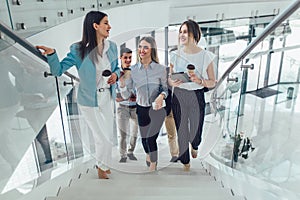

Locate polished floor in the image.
[212,83,300,194]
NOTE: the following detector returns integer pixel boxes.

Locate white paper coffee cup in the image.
[102,69,112,88]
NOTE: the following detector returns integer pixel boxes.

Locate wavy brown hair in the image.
[138,36,159,64]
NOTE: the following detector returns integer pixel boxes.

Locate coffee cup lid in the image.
[187,64,195,70]
[102,69,112,76]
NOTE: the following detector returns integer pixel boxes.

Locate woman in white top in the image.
[169,19,216,171]
[36,11,120,179]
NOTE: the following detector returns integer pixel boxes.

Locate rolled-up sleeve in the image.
[47,44,78,76]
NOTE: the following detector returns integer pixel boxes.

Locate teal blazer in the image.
[47,40,120,107]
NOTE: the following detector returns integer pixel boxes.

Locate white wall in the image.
[27,0,293,55]
[25,0,293,75]
[27,1,169,59]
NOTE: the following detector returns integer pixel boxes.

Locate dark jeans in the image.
[172,88,205,164]
[136,104,166,162]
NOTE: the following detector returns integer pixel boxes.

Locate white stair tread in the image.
[45,151,244,200]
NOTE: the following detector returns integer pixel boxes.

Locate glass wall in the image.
[0,23,80,195]
[209,6,300,198]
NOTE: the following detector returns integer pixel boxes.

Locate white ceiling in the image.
[165,0,292,24]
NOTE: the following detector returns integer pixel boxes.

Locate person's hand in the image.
[36,45,55,55]
[189,74,202,85]
[107,73,118,85]
[115,97,124,102]
[168,77,182,87]
[153,94,164,110]
[119,75,126,88]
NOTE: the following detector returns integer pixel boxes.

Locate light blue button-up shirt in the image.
[121,62,168,107]
[47,40,120,107]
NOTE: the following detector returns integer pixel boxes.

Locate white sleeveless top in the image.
[170,48,215,91]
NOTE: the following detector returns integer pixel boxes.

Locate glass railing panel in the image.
[230,64,300,197]
[0,33,73,194]
[280,48,300,83]
[63,87,85,160]
[0,2,12,29]
[268,50,282,86]
[63,85,96,162]
[211,6,300,197]
[248,50,268,90]
[279,19,300,83]
[208,66,243,166]
[218,40,248,76]
[55,82,81,162]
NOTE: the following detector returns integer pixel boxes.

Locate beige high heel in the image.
[96,166,109,179]
[149,162,157,172]
[146,154,151,167]
[183,163,191,172]
[191,148,198,158]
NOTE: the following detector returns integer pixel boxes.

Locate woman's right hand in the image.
[36,45,55,55]
[168,77,182,87]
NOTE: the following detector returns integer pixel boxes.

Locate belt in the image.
[119,104,137,109]
[97,88,108,92]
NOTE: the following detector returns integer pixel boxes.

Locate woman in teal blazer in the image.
[37,11,120,179]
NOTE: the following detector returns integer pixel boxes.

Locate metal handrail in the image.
[0,20,80,82]
[211,0,300,105]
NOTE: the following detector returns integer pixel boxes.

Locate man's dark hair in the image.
[120,47,132,56]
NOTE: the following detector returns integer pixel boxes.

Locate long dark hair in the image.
[179,19,201,44]
[79,11,107,61]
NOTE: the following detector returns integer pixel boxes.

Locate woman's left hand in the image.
[189,74,202,85]
[108,73,118,85]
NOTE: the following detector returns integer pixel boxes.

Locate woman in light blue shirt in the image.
[120,36,168,171]
[36,11,120,179]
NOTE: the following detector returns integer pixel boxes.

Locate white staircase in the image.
[44,158,245,200]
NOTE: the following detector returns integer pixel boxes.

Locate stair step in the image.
[66,176,221,188]
[78,169,212,179]
[57,173,234,200]
[47,195,245,200]
[45,159,244,200]
[58,188,236,200]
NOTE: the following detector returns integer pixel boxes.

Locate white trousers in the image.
[78,90,114,170]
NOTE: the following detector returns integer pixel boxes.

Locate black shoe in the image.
[127,153,138,161]
[119,157,127,163]
[44,159,53,164]
[170,156,178,162]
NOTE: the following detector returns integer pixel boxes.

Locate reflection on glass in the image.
[0,43,72,193]
[210,11,300,197]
